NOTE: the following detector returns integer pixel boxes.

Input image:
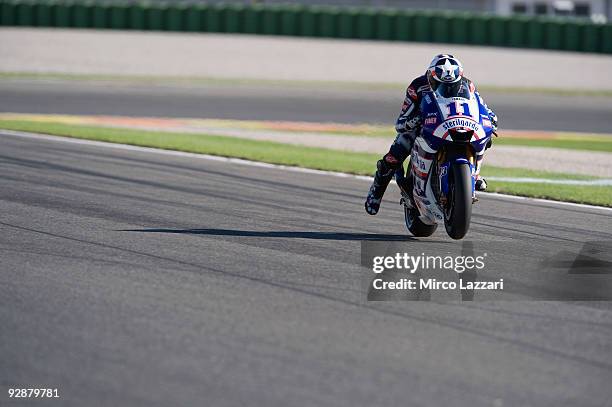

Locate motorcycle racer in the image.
[365,54,498,216]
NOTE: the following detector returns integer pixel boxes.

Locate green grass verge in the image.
[493,135,612,153]
[2,71,612,97]
[487,183,612,207]
[1,119,610,207]
[0,119,380,174]
[480,166,596,180]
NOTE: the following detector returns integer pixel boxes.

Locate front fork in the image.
[438,146,478,204]
[398,141,478,210]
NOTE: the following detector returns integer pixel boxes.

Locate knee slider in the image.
[377,154,400,177]
[383,153,401,168]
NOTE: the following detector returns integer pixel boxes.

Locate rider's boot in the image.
[365,155,397,215]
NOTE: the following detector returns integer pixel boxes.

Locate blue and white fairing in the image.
[419,88,494,153]
[409,83,494,225]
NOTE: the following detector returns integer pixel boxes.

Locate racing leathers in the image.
[364,74,497,215]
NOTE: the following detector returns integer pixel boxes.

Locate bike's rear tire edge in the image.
[405,205,437,237]
[444,162,472,240]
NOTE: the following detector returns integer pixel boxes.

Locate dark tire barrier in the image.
[0,1,609,54]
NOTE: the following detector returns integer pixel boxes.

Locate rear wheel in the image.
[444,162,473,239]
[404,204,437,237]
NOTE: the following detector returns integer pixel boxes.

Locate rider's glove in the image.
[488,111,498,130]
[405,115,422,131]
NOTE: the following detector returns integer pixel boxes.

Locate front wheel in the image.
[444,162,473,240]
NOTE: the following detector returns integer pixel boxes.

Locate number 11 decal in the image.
[447,102,471,117]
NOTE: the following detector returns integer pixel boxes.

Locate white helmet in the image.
[427,54,464,87]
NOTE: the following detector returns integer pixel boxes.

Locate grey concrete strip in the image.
[2,28,612,90]
[1,131,611,406]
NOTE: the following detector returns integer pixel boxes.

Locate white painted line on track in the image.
[3,129,611,213]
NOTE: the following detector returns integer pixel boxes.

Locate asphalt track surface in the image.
[2,79,612,134]
[2,132,612,406]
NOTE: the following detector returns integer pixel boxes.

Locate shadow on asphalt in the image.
[120,228,417,241]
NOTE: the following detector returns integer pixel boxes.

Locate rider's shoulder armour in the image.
[405,75,431,103]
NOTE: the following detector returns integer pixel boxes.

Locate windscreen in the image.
[434,79,471,99]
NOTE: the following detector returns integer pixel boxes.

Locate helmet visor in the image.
[434,80,471,99]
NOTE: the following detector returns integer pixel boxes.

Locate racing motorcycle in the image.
[396,80,495,240]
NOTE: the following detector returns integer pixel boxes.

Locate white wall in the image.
[495,0,608,18]
[3,28,612,91]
